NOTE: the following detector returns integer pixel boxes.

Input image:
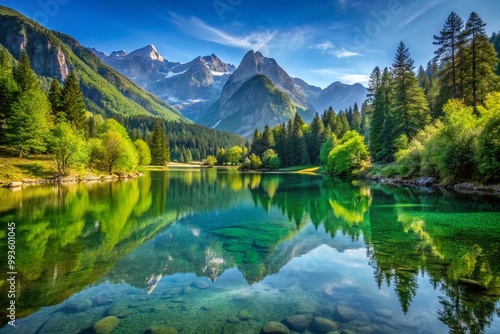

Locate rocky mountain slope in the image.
[0,6,187,122]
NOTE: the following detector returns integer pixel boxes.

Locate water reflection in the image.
[0,170,499,333]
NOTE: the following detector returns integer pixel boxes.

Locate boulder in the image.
[310,317,339,333]
[237,309,252,321]
[191,281,210,289]
[106,304,129,316]
[333,306,357,322]
[6,181,22,188]
[182,286,193,295]
[282,314,312,332]
[93,316,120,334]
[260,321,290,334]
[64,299,92,312]
[226,316,240,324]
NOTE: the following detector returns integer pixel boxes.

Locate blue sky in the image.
[3,0,500,88]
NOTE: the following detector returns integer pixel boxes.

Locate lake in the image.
[1,169,500,334]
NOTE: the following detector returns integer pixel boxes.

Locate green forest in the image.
[0,47,245,178]
[244,11,500,184]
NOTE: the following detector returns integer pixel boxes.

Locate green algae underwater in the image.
[0,169,499,333]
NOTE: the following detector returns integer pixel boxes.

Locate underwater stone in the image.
[182,286,194,295]
[93,316,120,334]
[201,305,210,310]
[115,308,138,318]
[333,306,357,322]
[282,314,312,332]
[191,281,210,289]
[145,325,178,334]
[106,304,129,316]
[93,295,113,306]
[310,317,339,333]
[172,297,184,303]
[260,321,291,334]
[227,316,240,323]
[237,309,252,320]
[64,299,93,312]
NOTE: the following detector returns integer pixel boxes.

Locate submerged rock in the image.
[260,321,290,334]
[182,286,194,295]
[333,306,357,322]
[282,314,312,332]
[201,305,210,310]
[64,299,92,312]
[172,297,184,303]
[191,281,210,289]
[107,304,129,316]
[145,325,178,334]
[237,309,252,320]
[310,317,339,333]
[226,316,240,324]
[93,316,120,334]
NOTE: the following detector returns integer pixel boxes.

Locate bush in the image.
[248,153,262,169]
[134,139,152,166]
[476,114,500,183]
[325,131,370,175]
[206,155,217,168]
[262,149,280,169]
[320,134,337,165]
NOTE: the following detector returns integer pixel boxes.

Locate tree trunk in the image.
[19,149,23,158]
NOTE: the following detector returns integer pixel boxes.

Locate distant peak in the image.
[130,44,164,61]
[109,50,127,58]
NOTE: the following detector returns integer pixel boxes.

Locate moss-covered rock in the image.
[93,316,120,334]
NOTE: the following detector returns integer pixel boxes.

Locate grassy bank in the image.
[0,146,56,183]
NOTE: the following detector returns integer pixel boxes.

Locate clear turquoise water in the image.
[0,169,499,333]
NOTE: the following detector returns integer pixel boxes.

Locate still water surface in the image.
[1,169,500,333]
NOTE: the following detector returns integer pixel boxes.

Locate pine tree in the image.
[369,67,392,161]
[13,52,38,93]
[346,106,353,128]
[62,71,88,135]
[250,129,263,156]
[360,101,370,139]
[151,121,170,165]
[290,113,308,166]
[308,112,325,164]
[390,42,430,142]
[433,12,464,100]
[462,12,499,113]
[49,77,65,122]
[352,102,362,132]
[490,31,500,75]
[0,48,18,144]
[261,125,275,151]
[337,111,349,138]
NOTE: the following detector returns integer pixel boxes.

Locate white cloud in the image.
[312,41,335,50]
[330,48,361,58]
[340,73,370,85]
[311,68,369,85]
[168,13,276,52]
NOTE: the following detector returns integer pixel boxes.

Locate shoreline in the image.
[1,172,144,189]
[364,174,500,197]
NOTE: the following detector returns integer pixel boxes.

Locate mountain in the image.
[101,46,236,120]
[0,6,187,122]
[292,77,322,103]
[313,81,368,113]
[198,50,316,136]
[89,47,107,60]
[218,50,315,115]
[199,74,296,137]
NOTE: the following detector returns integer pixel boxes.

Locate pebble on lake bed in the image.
[260,321,291,334]
[93,316,120,334]
[145,325,178,334]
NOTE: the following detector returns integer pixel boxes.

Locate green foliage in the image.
[150,121,170,166]
[98,130,139,173]
[227,146,243,165]
[206,155,217,168]
[62,71,88,134]
[48,77,65,122]
[248,153,262,169]
[13,52,38,93]
[320,134,337,165]
[476,93,500,182]
[5,88,52,157]
[51,122,89,175]
[325,131,369,175]
[262,149,280,169]
[134,139,152,166]
[216,148,228,165]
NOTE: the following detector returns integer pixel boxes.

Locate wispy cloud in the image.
[398,0,445,30]
[311,68,369,85]
[311,41,335,50]
[168,13,276,52]
[330,48,361,58]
